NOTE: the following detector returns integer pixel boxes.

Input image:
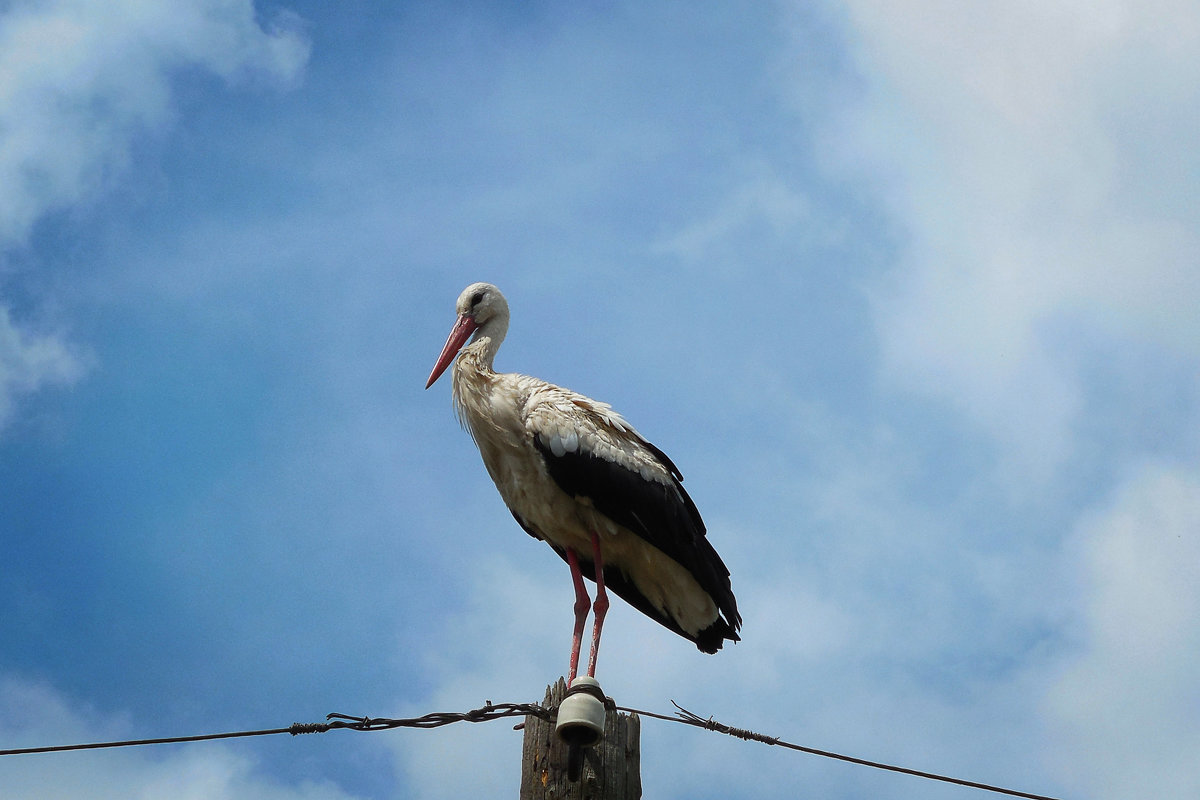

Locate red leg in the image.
[566,547,591,683]
[586,532,609,678]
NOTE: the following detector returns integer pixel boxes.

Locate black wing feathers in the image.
[532,434,741,649]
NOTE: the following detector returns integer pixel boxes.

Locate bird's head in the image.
[454,282,507,325]
[426,282,509,388]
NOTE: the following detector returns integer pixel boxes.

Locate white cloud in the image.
[820,0,1200,479]
[1046,464,1200,799]
[0,675,365,800]
[0,0,309,245]
[653,161,811,263]
[0,304,85,430]
[0,0,309,433]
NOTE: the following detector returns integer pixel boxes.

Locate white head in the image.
[454,282,508,327]
[425,282,510,388]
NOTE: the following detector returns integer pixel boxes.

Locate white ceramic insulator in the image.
[555,676,606,747]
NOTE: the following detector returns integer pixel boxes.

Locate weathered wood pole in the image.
[519,678,641,800]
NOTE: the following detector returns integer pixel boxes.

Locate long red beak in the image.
[426,313,478,388]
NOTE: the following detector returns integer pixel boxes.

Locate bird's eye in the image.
[471,291,485,307]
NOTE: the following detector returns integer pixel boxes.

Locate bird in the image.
[425,282,740,682]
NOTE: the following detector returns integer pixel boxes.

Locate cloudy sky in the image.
[2,1,1197,798]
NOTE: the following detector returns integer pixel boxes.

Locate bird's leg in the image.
[586,531,609,678]
[566,547,591,684]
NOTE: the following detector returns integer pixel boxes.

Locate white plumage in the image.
[426,282,740,680]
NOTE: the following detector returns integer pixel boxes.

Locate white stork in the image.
[425,282,740,681]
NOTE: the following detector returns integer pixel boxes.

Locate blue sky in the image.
[2,1,1198,798]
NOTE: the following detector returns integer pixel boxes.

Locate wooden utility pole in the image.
[519,678,641,800]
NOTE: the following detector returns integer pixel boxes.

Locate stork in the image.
[426,282,740,682]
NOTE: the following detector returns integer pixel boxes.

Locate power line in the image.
[0,698,1061,800]
[0,702,549,756]
[0,725,299,756]
[628,702,1062,800]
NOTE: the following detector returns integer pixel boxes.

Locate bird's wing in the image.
[521,381,740,637]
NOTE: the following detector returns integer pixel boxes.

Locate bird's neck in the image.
[451,338,498,429]
[459,334,498,375]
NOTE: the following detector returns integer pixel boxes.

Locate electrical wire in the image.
[0,702,550,756]
[0,697,1062,800]
[624,701,1061,800]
